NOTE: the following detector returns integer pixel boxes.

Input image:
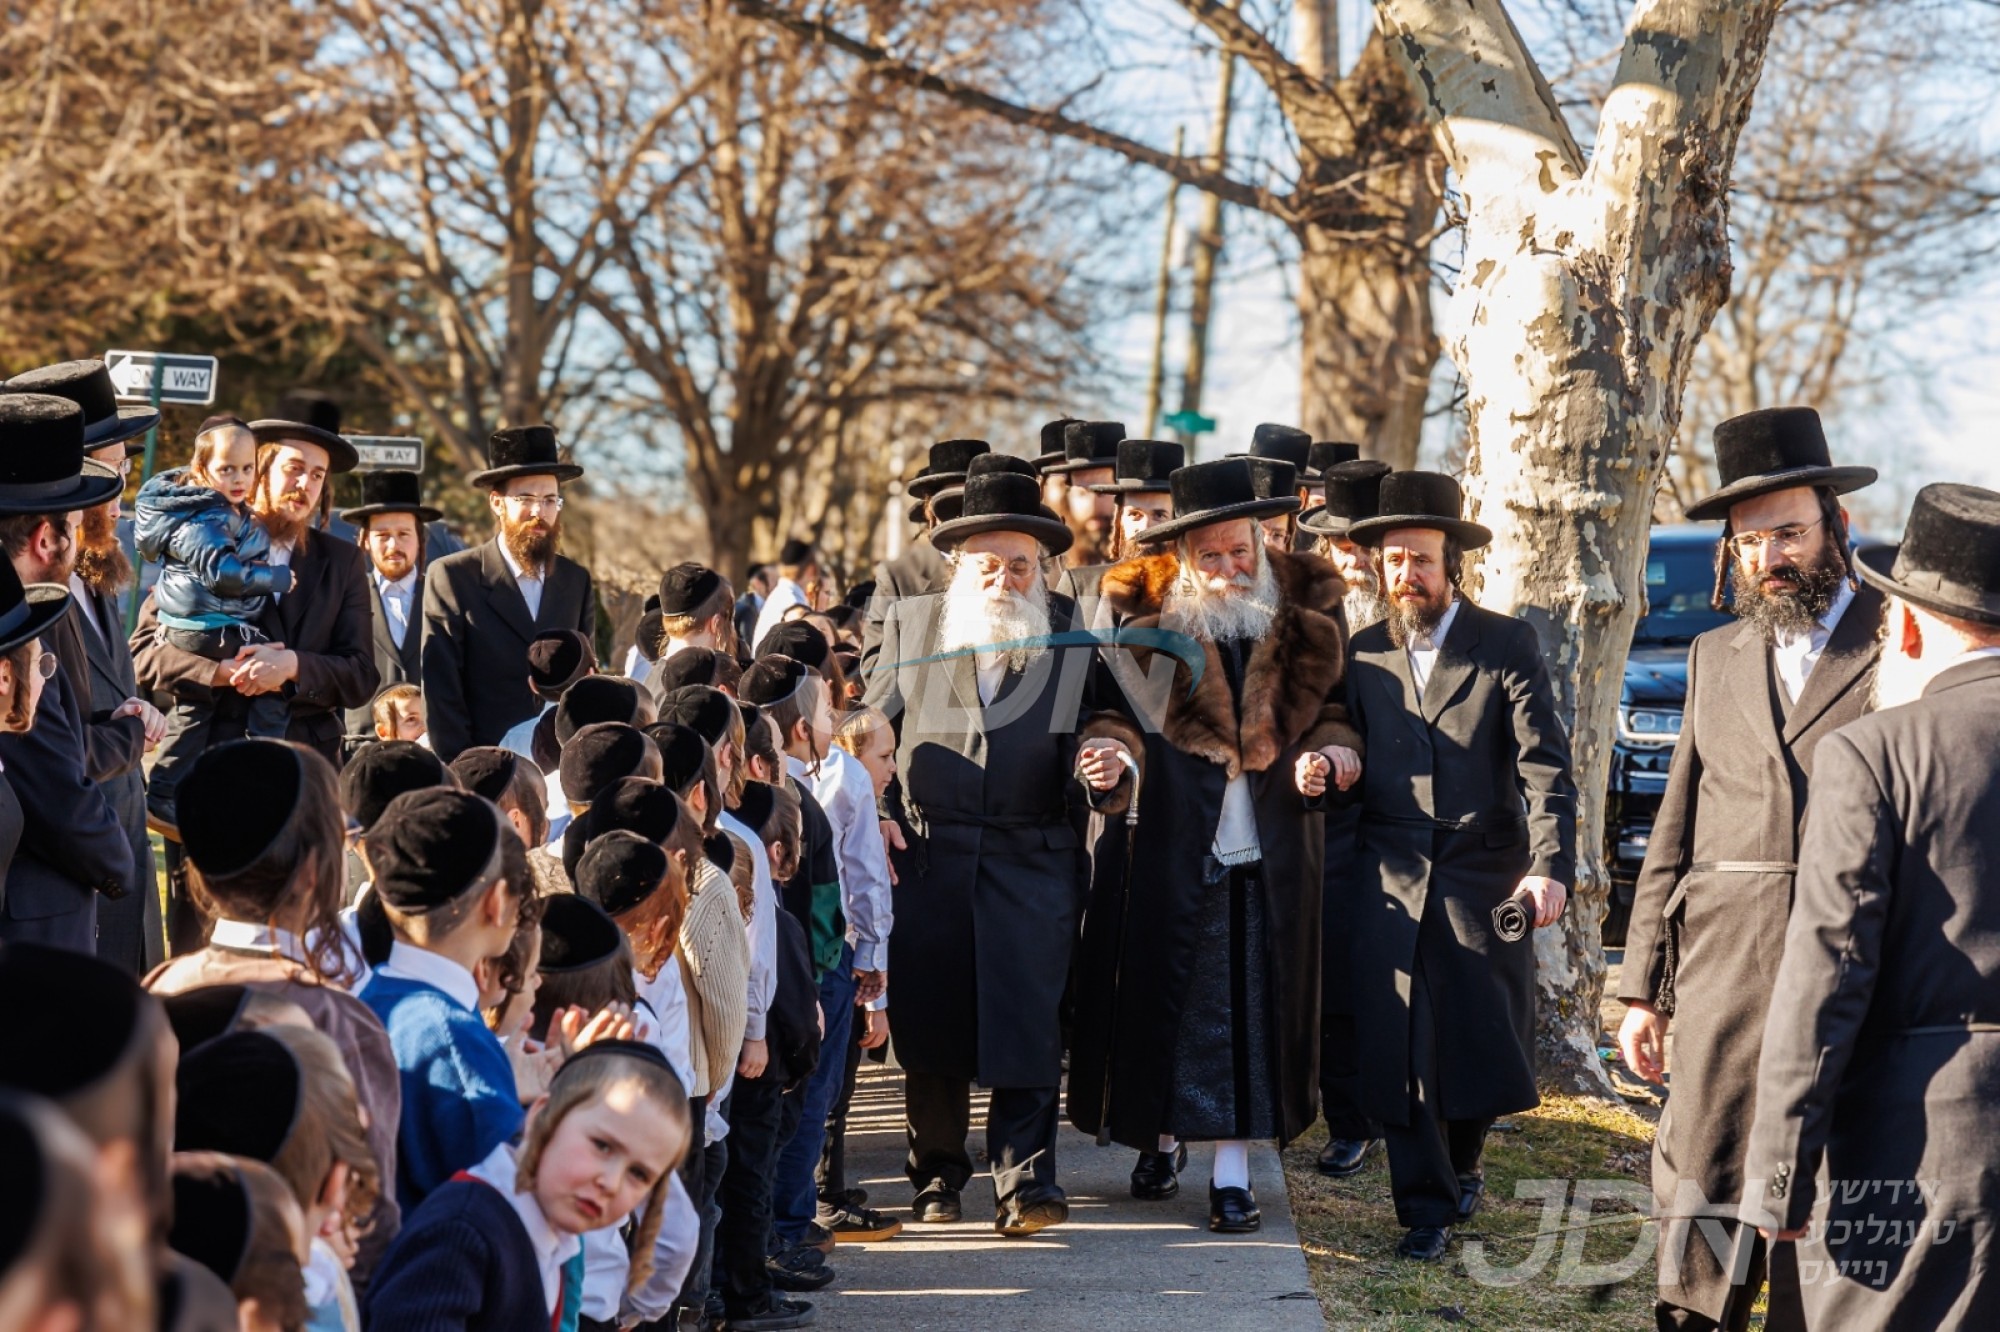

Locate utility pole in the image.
[1175,0,1241,461]
[1142,126,1186,439]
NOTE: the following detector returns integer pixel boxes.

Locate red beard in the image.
[503,514,560,571]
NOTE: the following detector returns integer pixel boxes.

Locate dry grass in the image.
[1284,1094,1665,1330]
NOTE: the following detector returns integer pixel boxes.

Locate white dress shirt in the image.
[973,651,1007,707]
[1772,578,1855,705]
[794,750,894,982]
[465,1141,580,1316]
[719,809,777,1042]
[499,542,546,621]
[265,539,295,602]
[209,916,370,993]
[751,577,809,652]
[1407,597,1462,694]
[375,570,418,649]
[67,573,107,644]
[499,700,556,763]
[375,940,481,1012]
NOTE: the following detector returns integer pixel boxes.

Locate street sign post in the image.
[348,436,424,473]
[1161,409,1217,436]
[104,351,218,407]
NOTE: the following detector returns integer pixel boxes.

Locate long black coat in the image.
[1066,549,1361,1150]
[859,535,949,676]
[133,529,381,770]
[1743,656,2000,1331]
[1343,598,1577,1126]
[863,590,1099,1089]
[54,589,159,972]
[1620,586,1883,1321]
[345,572,425,738]
[421,539,594,760]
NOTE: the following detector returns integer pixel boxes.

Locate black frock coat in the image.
[345,572,425,737]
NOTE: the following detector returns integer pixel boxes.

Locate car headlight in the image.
[1618,706,1682,746]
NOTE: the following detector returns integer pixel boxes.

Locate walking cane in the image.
[1094,748,1142,1148]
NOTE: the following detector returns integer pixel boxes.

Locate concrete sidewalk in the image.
[806,1065,1326,1331]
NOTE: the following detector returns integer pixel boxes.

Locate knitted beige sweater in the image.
[678,859,750,1097]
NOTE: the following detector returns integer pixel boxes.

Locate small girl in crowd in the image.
[364,1041,692,1332]
[136,415,295,823]
[372,684,428,745]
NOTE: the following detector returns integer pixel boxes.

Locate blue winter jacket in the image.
[134,468,293,629]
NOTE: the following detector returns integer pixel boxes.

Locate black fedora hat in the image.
[3,359,157,453]
[250,389,359,474]
[470,424,584,489]
[1306,441,1362,480]
[1088,440,1184,496]
[0,394,125,516]
[1346,471,1492,549]
[1134,457,1300,546]
[1856,482,2000,627]
[0,552,71,657]
[905,439,991,500]
[1230,423,1311,471]
[928,469,1074,556]
[340,469,443,524]
[1034,417,1081,469]
[1300,460,1393,537]
[1685,407,1875,522]
[1044,421,1126,476]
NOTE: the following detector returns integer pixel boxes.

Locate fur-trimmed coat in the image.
[1066,548,1361,1150]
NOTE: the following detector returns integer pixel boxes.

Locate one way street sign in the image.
[104,351,219,406]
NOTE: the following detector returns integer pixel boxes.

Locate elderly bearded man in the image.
[864,463,1129,1237]
[1068,457,1363,1234]
[1341,471,1576,1263]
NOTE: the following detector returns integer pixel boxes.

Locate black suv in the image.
[1602,523,1730,944]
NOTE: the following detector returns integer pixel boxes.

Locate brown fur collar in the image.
[1097,548,1355,777]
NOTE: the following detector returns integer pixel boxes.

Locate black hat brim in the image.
[1297,504,1356,537]
[469,462,585,490]
[1683,464,1877,523]
[928,511,1074,557]
[1855,542,2000,627]
[1134,497,1300,547]
[86,406,160,455]
[0,460,125,517]
[1086,479,1172,496]
[1042,458,1121,477]
[340,502,446,524]
[1345,511,1493,550]
[1033,450,1068,471]
[905,470,970,501]
[0,585,73,655]
[249,421,361,475]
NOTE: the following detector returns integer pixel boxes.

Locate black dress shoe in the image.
[1396,1225,1453,1261]
[1208,1184,1261,1234]
[1130,1143,1188,1200]
[994,1184,1069,1237]
[1316,1136,1380,1178]
[1456,1173,1486,1223]
[911,1182,961,1224]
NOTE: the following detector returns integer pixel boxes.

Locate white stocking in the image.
[1211,1139,1251,1191]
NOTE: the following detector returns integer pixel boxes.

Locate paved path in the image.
[808,1065,1326,1331]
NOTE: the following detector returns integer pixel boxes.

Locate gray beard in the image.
[1343,585,1388,632]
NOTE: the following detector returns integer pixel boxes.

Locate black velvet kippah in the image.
[556,675,644,744]
[168,1162,251,1286]
[562,778,681,881]
[659,562,723,616]
[527,629,593,695]
[538,894,625,974]
[366,788,504,913]
[0,1099,45,1277]
[557,1037,682,1089]
[737,699,762,737]
[734,779,778,834]
[653,647,724,692]
[162,987,252,1056]
[0,944,146,1100]
[449,746,520,804]
[340,740,452,833]
[660,685,735,746]
[739,655,807,707]
[175,1031,302,1163]
[576,831,670,917]
[647,722,711,797]
[179,740,304,878]
[703,831,736,876]
[753,619,830,671]
[560,722,654,806]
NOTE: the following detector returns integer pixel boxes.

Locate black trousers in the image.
[712,1072,783,1315]
[904,1071,1058,1205]
[1382,952,1491,1228]
[815,1001,867,1209]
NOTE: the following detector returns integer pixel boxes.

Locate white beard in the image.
[1870,643,1933,712]
[1163,545,1281,643]
[1343,584,1389,632]
[940,560,1052,671]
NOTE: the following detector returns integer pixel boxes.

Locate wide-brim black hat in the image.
[0,394,126,515]
[905,439,992,500]
[4,359,158,454]
[470,424,583,489]
[928,471,1074,555]
[1033,417,1080,469]
[1228,423,1311,471]
[1088,439,1184,495]
[1135,457,1300,546]
[1684,407,1875,522]
[1299,460,1393,537]
[1305,440,1363,479]
[0,549,72,655]
[340,468,443,523]
[249,420,360,474]
[1346,470,1492,549]
[1044,420,1126,476]
[1855,482,2000,627]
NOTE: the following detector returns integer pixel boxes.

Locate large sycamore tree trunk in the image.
[1374,0,1784,1092]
